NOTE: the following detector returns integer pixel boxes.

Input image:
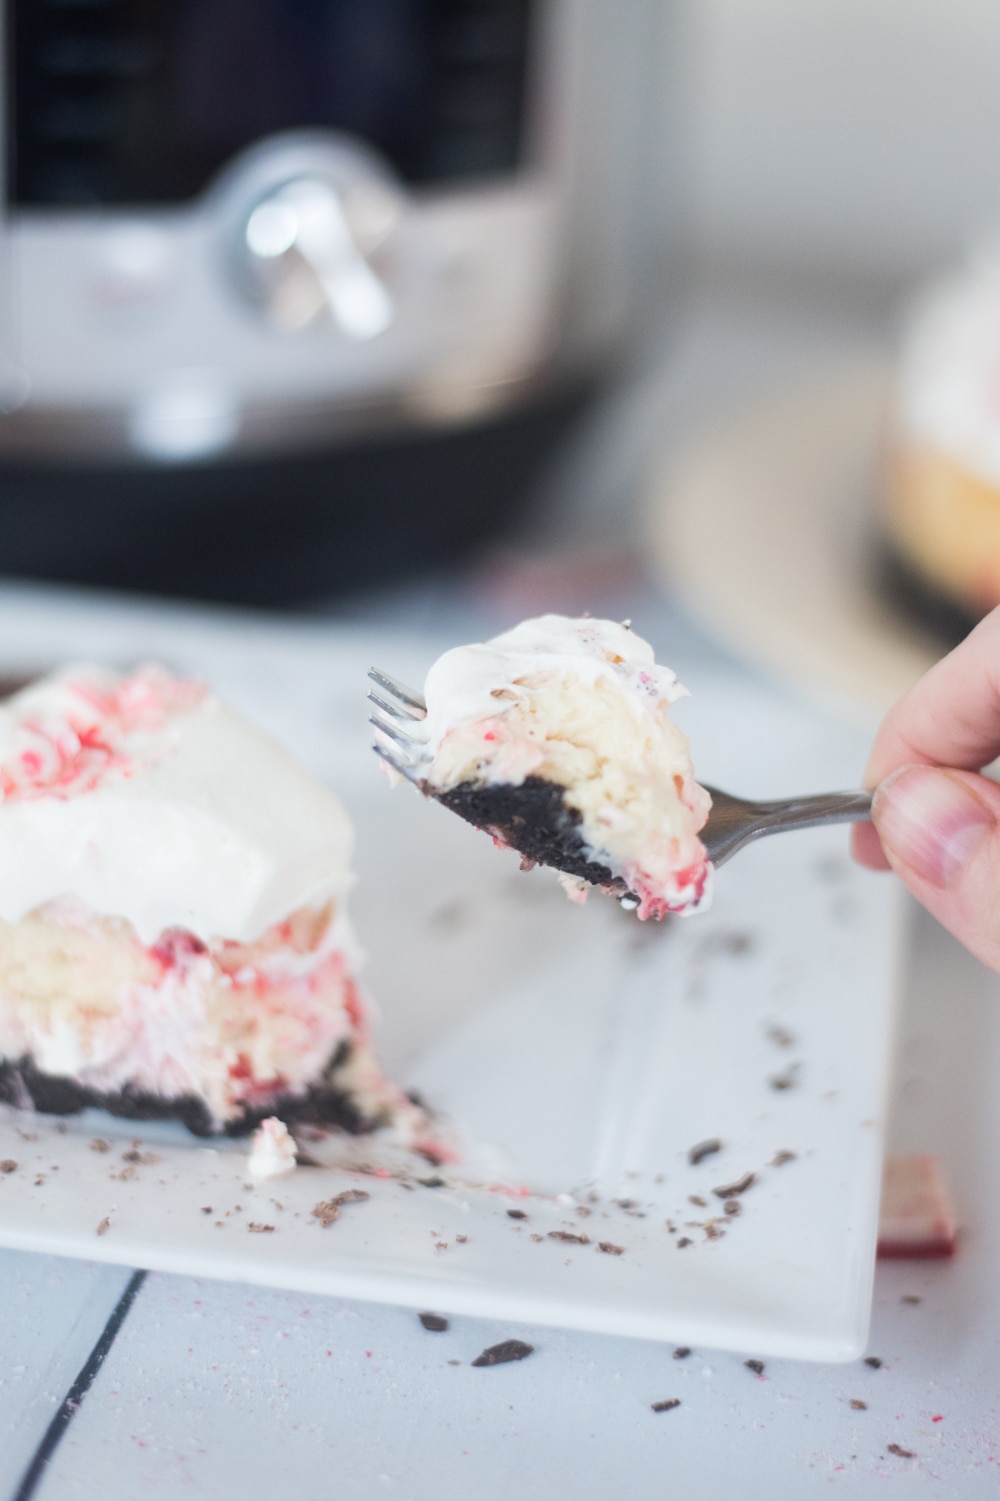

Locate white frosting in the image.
[895,250,1000,487]
[0,665,353,945]
[248,1117,298,1179]
[421,615,686,758]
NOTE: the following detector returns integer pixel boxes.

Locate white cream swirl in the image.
[0,665,353,945]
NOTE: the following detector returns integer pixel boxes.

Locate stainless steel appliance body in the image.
[0,0,664,600]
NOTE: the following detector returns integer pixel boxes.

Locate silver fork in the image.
[367,668,872,872]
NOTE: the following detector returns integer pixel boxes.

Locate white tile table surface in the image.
[0,578,995,1499]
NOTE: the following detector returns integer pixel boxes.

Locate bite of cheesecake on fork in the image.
[367,615,867,922]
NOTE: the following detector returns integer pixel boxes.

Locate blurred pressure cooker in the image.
[0,0,667,603]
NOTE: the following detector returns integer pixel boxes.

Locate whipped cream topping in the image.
[895,250,1000,487]
[248,1117,298,1178]
[421,615,687,764]
[0,665,354,945]
[0,666,205,800]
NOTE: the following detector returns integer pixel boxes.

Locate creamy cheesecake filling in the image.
[417,616,711,918]
[0,898,375,1129]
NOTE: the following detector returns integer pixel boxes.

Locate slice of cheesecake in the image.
[0,664,409,1136]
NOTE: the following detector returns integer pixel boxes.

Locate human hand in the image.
[852,606,1000,972]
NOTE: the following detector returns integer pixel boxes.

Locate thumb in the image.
[872,764,1000,972]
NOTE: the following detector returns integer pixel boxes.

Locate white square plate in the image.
[0,600,901,1361]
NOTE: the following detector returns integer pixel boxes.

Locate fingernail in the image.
[874,765,995,887]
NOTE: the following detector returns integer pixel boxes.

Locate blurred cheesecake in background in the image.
[885,247,1000,628]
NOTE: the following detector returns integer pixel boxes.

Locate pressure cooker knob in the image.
[238,172,403,338]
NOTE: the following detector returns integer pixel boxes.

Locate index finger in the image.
[865,606,1000,786]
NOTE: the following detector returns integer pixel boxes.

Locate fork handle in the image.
[703,787,873,868]
[754,790,873,831]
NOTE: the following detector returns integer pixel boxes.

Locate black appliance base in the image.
[0,382,595,608]
[877,542,979,649]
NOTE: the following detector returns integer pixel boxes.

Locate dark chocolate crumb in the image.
[615,1198,636,1209]
[89,1139,110,1153]
[95,1217,110,1236]
[816,853,849,884]
[471,1339,534,1368]
[688,1194,707,1208]
[770,1150,797,1167]
[311,1189,371,1228]
[673,1346,691,1360]
[0,1159,16,1173]
[723,1200,741,1217]
[887,1444,915,1459]
[547,1230,590,1245]
[651,1398,681,1413]
[688,1139,722,1166]
[676,1237,693,1249]
[435,1241,448,1251]
[530,1233,543,1242]
[702,930,753,957]
[864,1357,883,1369]
[769,1066,800,1091]
[248,1222,275,1233]
[597,1241,625,1255]
[766,1025,796,1048]
[418,1176,446,1189]
[745,1359,765,1375]
[200,1206,212,1215]
[455,1234,468,1244]
[427,899,472,935]
[575,1205,592,1218]
[507,1208,528,1220]
[704,1222,724,1241]
[850,1399,867,1410]
[419,1312,449,1332]
[901,1295,921,1306]
[712,1172,756,1199]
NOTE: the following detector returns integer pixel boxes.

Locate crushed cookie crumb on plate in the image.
[471,1340,534,1368]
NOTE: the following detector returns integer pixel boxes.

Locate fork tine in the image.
[367,688,424,723]
[371,741,426,787]
[369,709,428,762]
[368,668,427,717]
